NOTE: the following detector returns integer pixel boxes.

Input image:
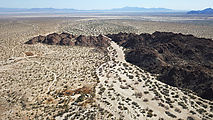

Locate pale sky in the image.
[0,0,213,10]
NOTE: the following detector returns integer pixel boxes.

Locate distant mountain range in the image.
[3,7,213,14]
[0,7,176,13]
[0,8,76,13]
[107,7,173,12]
[187,8,213,14]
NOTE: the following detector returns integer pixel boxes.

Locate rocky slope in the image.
[107,32,213,100]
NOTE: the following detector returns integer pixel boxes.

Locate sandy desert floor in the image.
[0,15,213,120]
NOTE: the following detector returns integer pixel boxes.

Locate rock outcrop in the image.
[25,32,110,48]
[107,31,213,100]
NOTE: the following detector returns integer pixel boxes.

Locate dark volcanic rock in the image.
[25,35,46,44]
[59,33,76,46]
[107,31,213,100]
[96,34,111,47]
[75,34,110,47]
[25,33,110,48]
[44,33,62,45]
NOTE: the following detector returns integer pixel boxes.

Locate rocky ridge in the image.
[107,31,213,100]
[25,32,110,48]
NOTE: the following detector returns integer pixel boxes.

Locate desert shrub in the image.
[196,108,206,114]
[209,114,213,118]
[165,97,172,104]
[98,87,106,95]
[103,100,111,105]
[132,101,139,107]
[126,97,132,101]
[111,97,115,100]
[164,85,169,88]
[189,110,196,115]
[107,113,113,118]
[165,111,176,118]
[134,92,142,98]
[189,94,197,99]
[158,102,165,107]
[187,116,195,120]
[196,101,208,108]
[210,106,213,112]
[182,96,188,103]
[118,105,122,110]
[190,101,194,105]
[144,91,149,94]
[123,106,128,110]
[75,94,85,103]
[143,98,149,102]
[164,105,169,110]
[174,108,181,113]
[153,90,162,98]
[108,87,114,91]
[128,75,134,79]
[141,109,146,113]
[147,110,153,118]
[161,88,169,96]
[138,79,142,82]
[172,94,179,98]
[178,102,188,109]
[120,85,129,89]
[123,63,128,68]
[202,104,208,109]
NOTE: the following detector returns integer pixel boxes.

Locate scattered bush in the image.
[147,110,153,117]
[174,108,181,113]
[98,87,106,95]
[133,92,143,98]
[178,102,188,109]
[165,111,177,118]
[120,85,129,89]
[143,98,149,102]
[128,75,134,79]
[187,116,195,120]
[189,110,196,115]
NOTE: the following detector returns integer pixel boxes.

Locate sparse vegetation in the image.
[0,15,213,120]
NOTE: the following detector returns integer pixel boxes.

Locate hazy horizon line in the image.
[0,6,209,11]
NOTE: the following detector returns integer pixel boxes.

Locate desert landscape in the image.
[0,13,213,120]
